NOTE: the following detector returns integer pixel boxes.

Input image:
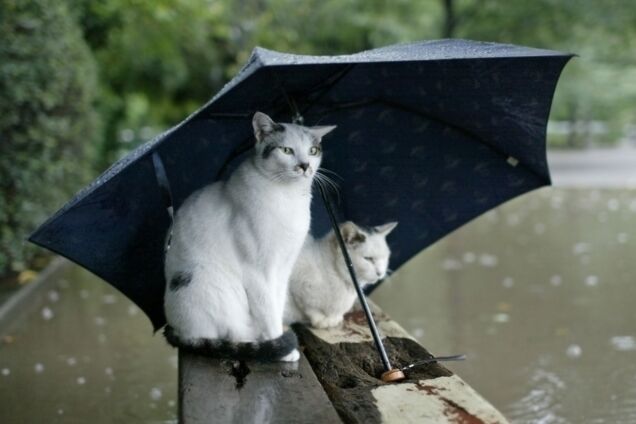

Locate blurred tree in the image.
[0,0,99,275]
[71,0,236,169]
[446,0,636,147]
[2,0,635,278]
[74,0,635,155]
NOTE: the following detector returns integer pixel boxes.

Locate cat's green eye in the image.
[281,147,294,155]
[309,146,321,156]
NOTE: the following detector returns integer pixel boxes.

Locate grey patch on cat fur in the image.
[169,272,192,291]
[348,232,367,244]
[262,144,280,159]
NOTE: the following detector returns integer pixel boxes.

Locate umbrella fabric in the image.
[30,40,573,330]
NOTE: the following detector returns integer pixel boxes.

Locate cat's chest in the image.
[259,193,310,233]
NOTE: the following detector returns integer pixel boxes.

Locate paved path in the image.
[548,148,636,187]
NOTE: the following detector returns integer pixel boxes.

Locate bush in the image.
[0,0,99,275]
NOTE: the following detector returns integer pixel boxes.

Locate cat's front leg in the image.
[244,272,284,339]
[306,310,332,329]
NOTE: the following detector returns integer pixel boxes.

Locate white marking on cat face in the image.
[252,112,335,182]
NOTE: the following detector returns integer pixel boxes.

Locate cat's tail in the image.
[163,325,298,361]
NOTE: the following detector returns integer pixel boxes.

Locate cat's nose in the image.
[298,163,310,172]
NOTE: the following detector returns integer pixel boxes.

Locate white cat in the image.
[284,221,397,329]
[163,112,335,361]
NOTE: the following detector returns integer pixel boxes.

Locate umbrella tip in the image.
[381,368,406,383]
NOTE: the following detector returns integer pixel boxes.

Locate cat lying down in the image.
[163,112,335,362]
[285,221,397,329]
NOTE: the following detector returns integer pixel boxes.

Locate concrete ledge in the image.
[293,305,509,424]
[178,350,341,423]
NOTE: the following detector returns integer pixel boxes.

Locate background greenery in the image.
[1,0,635,278]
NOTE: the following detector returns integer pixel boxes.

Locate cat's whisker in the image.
[314,175,341,204]
[318,167,343,181]
[315,171,341,203]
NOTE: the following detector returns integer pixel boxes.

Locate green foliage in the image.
[1,0,635,277]
[0,0,99,274]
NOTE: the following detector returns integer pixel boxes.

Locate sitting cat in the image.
[163,111,335,361]
[284,221,397,329]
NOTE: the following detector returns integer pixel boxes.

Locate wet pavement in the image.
[0,266,177,423]
[373,187,636,423]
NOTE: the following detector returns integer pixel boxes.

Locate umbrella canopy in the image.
[30,39,573,330]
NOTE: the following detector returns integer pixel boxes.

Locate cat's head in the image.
[252,112,336,182]
[337,221,398,285]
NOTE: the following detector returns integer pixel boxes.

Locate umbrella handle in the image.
[318,184,405,382]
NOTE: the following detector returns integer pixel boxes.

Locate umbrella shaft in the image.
[318,185,392,372]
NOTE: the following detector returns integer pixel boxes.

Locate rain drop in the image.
[506,214,520,226]
[493,313,509,323]
[566,344,582,358]
[105,367,113,376]
[102,294,117,304]
[57,409,64,415]
[76,376,86,385]
[47,290,60,302]
[127,306,139,316]
[79,290,89,299]
[479,254,498,267]
[66,357,77,366]
[610,336,636,351]
[41,307,54,320]
[462,252,476,263]
[34,363,44,373]
[585,275,599,287]
[533,223,546,234]
[1,368,10,376]
[572,242,591,255]
[607,198,620,211]
[617,233,629,244]
[94,317,106,326]
[502,277,514,288]
[412,328,425,338]
[150,387,163,401]
[441,258,463,271]
[550,275,562,286]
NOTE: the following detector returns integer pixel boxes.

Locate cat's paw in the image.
[326,316,343,328]
[310,315,342,329]
[310,318,332,329]
[279,349,300,362]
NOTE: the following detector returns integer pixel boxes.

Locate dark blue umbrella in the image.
[29,40,572,341]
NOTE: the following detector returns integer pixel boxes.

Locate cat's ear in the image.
[252,112,283,143]
[340,221,366,245]
[308,125,337,142]
[374,222,398,236]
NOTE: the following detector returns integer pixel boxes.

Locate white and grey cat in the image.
[163,112,336,361]
[284,221,397,329]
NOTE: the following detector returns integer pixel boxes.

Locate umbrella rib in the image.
[213,65,358,180]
